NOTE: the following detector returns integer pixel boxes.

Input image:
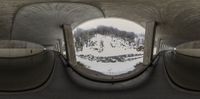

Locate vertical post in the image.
[58,39,63,54]
[156,38,161,54]
[55,43,59,51]
[143,21,156,65]
[62,24,77,65]
[160,40,163,51]
[163,44,166,50]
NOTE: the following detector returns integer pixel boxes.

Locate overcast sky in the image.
[75,18,145,35]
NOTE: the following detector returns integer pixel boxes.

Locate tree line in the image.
[73,26,140,51]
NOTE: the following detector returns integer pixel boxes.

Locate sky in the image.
[74,18,145,35]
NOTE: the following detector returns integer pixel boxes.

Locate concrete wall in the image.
[176,41,200,57]
[0,48,43,57]
[0,40,43,48]
[177,41,200,49]
[0,40,44,57]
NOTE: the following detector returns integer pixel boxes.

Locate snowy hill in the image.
[76,34,143,56]
[75,34,144,75]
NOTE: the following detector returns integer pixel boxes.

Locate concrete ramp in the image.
[0,51,54,92]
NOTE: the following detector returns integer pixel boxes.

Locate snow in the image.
[75,34,144,76]
[76,34,143,57]
[76,57,143,75]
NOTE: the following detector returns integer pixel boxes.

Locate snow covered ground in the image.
[75,34,144,75]
[76,56,143,75]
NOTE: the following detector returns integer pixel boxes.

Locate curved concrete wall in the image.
[0,40,44,57]
[176,41,200,57]
[12,3,104,45]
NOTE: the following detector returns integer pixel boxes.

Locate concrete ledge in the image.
[176,41,200,57]
[0,40,44,57]
[176,49,200,57]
